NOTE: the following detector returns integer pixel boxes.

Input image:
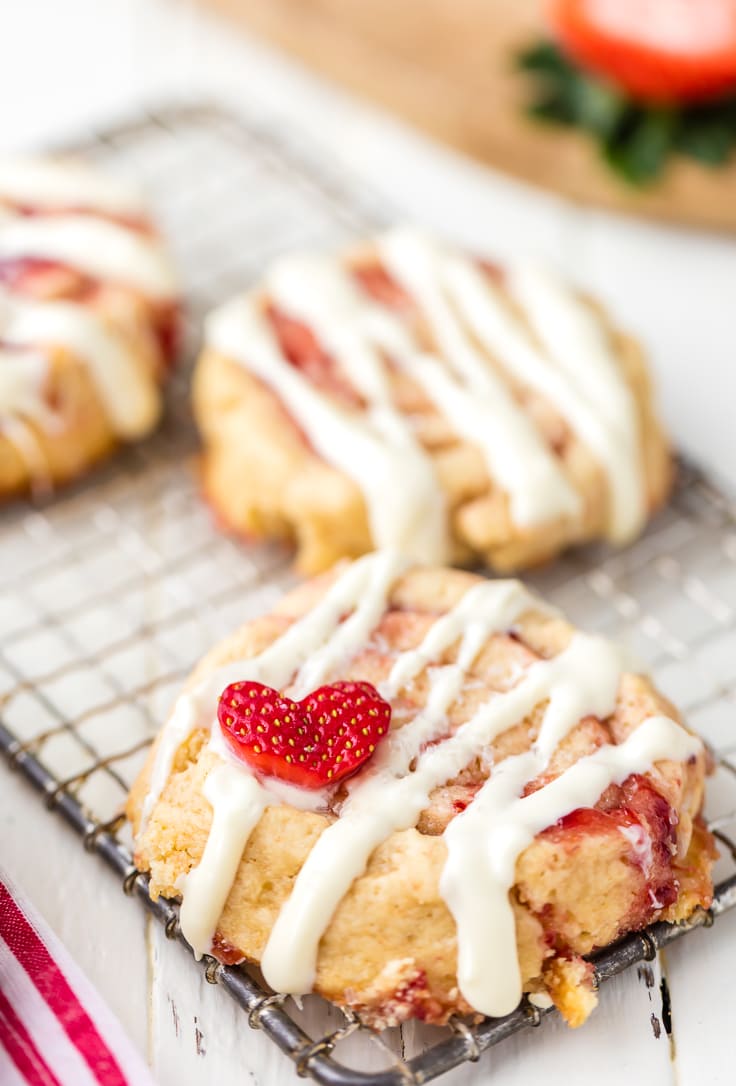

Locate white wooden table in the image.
[1,2,736,1083]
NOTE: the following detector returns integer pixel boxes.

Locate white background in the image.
[1,1,735,1084]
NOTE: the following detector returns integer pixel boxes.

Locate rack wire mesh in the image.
[1,103,736,1085]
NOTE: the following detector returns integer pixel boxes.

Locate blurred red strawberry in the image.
[548,0,736,103]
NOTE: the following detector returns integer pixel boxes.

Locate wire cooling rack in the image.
[2,104,736,1086]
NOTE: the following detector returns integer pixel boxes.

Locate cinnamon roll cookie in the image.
[0,157,179,497]
[127,553,713,1028]
[193,227,671,573]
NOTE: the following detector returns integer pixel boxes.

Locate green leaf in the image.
[527,97,576,125]
[570,76,629,140]
[516,40,736,185]
[604,110,678,184]
[516,41,571,77]
[676,117,735,165]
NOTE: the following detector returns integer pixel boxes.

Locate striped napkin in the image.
[0,868,156,1086]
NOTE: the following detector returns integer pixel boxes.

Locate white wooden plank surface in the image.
[1,2,736,1085]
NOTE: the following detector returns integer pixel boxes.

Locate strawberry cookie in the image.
[193,226,671,573]
[127,552,713,1028]
[0,157,180,498]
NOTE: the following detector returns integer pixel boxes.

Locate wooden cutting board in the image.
[201,0,736,232]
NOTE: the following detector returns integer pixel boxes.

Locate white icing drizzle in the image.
[1,417,50,486]
[441,715,698,1016]
[206,292,448,563]
[144,556,702,1017]
[0,289,159,439]
[495,261,644,542]
[208,226,646,548]
[176,704,334,960]
[0,157,147,216]
[139,552,408,832]
[0,348,51,424]
[260,579,538,992]
[260,622,624,994]
[0,215,176,300]
[266,254,410,407]
[0,348,56,483]
[383,228,645,542]
[0,158,175,484]
[208,715,331,813]
[179,714,334,959]
[383,578,536,700]
[377,229,582,527]
[178,764,271,959]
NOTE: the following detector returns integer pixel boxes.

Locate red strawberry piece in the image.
[217,680,392,790]
[266,305,363,408]
[351,262,411,310]
[0,256,93,299]
[549,0,736,105]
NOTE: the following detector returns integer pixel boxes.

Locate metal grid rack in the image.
[1,104,736,1085]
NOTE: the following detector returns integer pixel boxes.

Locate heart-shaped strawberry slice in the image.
[217,680,392,790]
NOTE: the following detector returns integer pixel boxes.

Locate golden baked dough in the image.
[0,158,179,498]
[128,558,712,1028]
[194,229,672,574]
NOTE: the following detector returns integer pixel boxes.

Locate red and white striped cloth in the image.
[0,867,157,1086]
